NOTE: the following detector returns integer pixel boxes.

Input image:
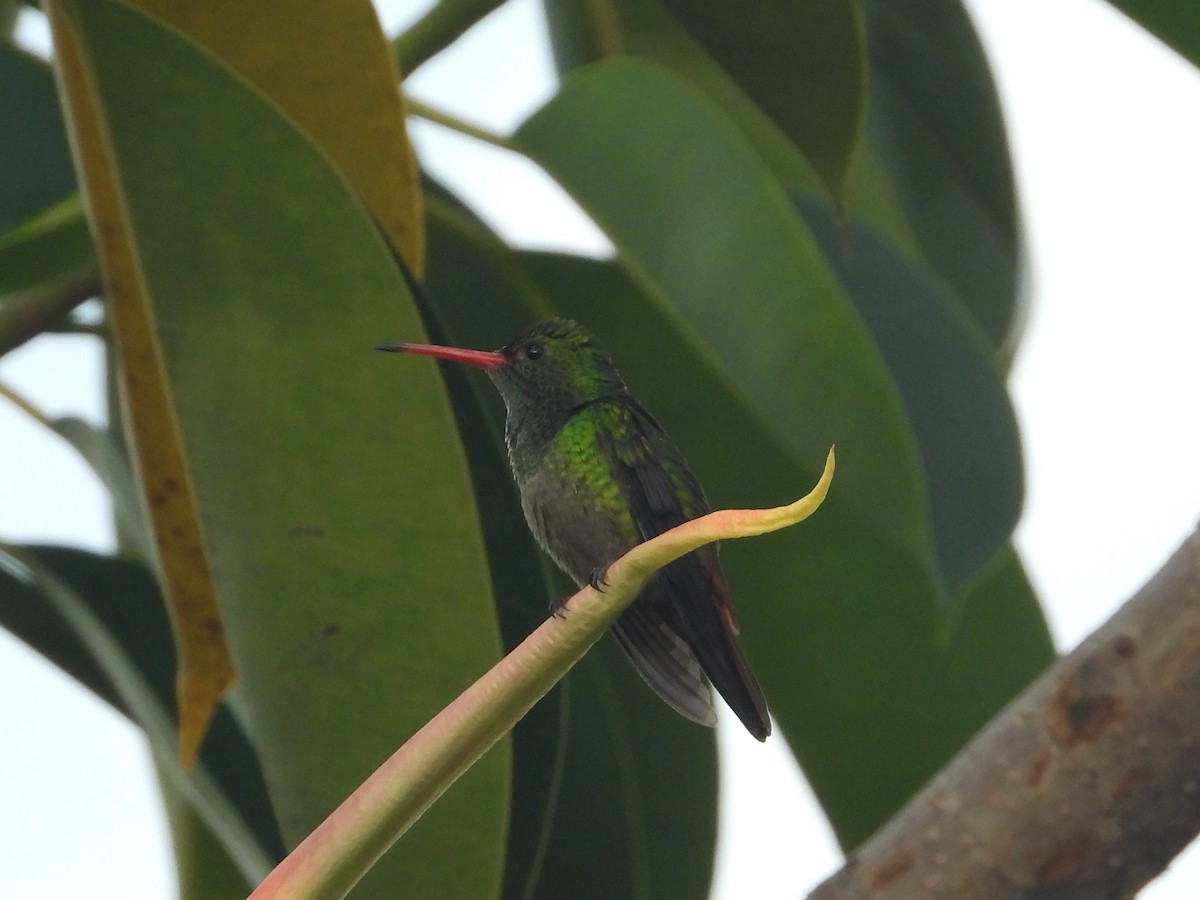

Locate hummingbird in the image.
[379,319,771,741]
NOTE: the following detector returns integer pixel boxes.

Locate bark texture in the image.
[809,527,1200,900]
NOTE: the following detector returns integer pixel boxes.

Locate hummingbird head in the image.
[379,317,627,428]
[489,318,626,416]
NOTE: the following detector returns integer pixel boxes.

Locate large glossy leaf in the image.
[423,183,719,898]
[798,200,1023,596]
[0,544,282,880]
[540,0,826,197]
[655,0,865,199]
[0,546,118,712]
[0,42,75,231]
[544,0,926,289]
[515,59,941,594]
[540,0,917,268]
[864,0,1022,353]
[519,250,1054,847]
[1102,0,1200,69]
[50,0,235,766]
[130,0,424,270]
[533,644,717,900]
[55,2,507,896]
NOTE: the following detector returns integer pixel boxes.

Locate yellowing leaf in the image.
[46,0,234,767]
[46,0,427,772]
[131,0,424,272]
[52,2,507,888]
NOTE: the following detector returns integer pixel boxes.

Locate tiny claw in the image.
[548,595,570,619]
[588,565,611,593]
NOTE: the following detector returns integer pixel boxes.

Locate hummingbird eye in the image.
[524,342,545,361]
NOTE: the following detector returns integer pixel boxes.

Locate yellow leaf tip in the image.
[779,444,835,525]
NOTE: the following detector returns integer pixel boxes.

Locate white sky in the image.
[2,0,1199,897]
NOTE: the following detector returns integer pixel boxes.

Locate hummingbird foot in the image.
[587,564,611,593]
[547,562,611,619]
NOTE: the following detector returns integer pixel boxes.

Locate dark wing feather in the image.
[609,597,717,727]
[597,398,771,740]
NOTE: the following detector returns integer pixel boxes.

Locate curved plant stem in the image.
[250,449,835,900]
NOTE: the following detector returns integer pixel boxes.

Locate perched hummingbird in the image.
[379,319,771,741]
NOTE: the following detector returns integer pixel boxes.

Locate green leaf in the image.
[0,544,282,879]
[541,0,826,197]
[0,42,75,231]
[130,0,424,270]
[515,58,938,592]
[0,546,118,712]
[1101,0,1200,69]
[797,200,1023,595]
[61,1,507,895]
[540,0,917,261]
[158,773,255,899]
[518,250,1054,847]
[655,0,865,199]
[51,416,152,560]
[0,195,95,296]
[864,0,1022,352]
[533,645,717,900]
[423,180,550,356]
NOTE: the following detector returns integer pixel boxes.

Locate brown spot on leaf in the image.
[321,623,340,638]
[1048,675,1121,746]
[868,850,915,890]
[147,477,183,509]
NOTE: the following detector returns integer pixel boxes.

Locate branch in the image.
[810,526,1200,900]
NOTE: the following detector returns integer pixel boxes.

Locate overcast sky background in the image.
[2,0,1199,897]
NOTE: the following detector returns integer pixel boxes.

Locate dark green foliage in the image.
[3,0,1143,894]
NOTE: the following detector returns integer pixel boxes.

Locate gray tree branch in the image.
[809,526,1200,900]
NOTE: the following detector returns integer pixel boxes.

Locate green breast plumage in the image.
[514,402,643,585]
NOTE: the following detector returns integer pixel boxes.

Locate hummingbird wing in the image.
[598,398,772,741]
[609,598,718,727]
